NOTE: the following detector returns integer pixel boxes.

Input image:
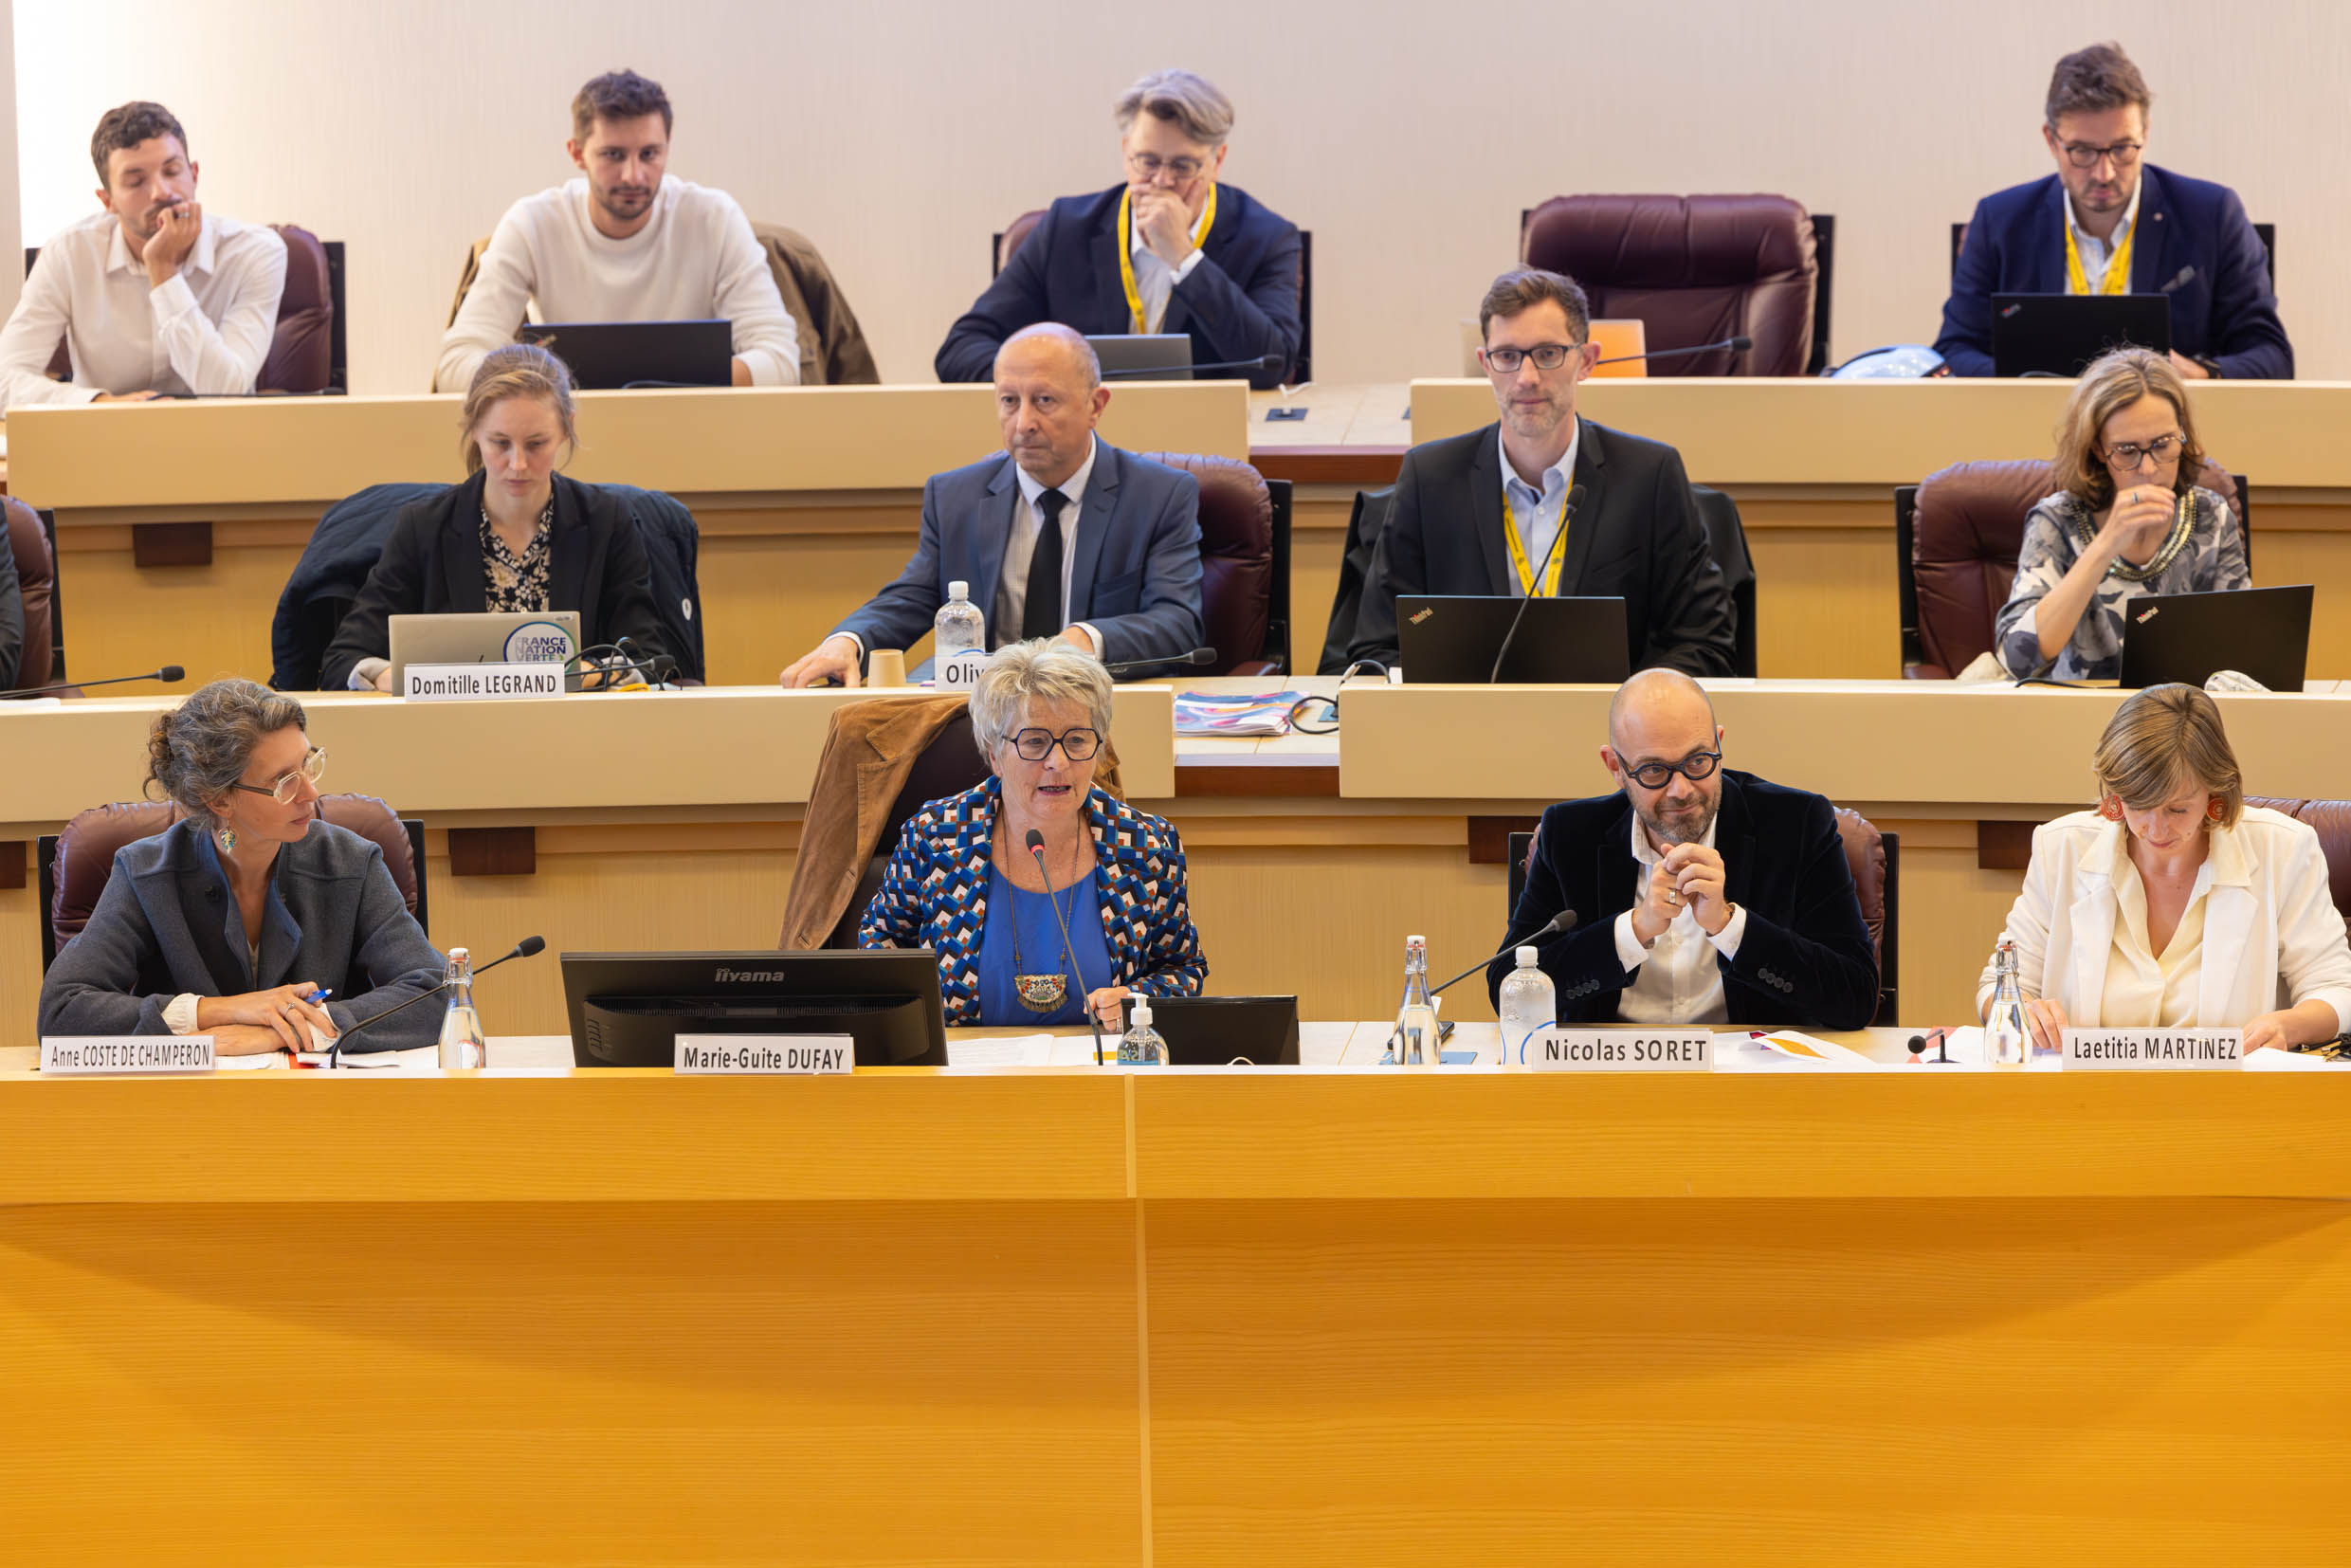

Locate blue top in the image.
[975,863,1114,1027]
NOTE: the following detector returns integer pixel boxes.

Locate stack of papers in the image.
[1173,691,1303,737]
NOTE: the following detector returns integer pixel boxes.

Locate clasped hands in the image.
[197,982,338,1056]
[1630,843,1729,945]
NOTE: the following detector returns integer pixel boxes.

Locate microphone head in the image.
[1906,1034,1928,1054]
[1191,647,1218,665]
[514,935,547,958]
[157,665,186,683]
[1024,828,1047,854]
[1728,336,1755,353]
[1543,909,1578,937]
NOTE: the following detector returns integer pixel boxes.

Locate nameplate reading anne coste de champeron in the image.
[673,1035,854,1075]
[41,1036,216,1074]
[403,664,565,702]
[1527,1029,1714,1072]
[2061,1028,2244,1070]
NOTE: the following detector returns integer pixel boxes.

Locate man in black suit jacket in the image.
[1485,669,1878,1030]
[935,69,1302,391]
[1349,268,1734,675]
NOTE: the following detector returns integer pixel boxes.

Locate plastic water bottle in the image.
[1394,935,1441,1066]
[1116,998,1170,1067]
[437,946,486,1070]
[1984,936,2029,1069]
[1497,946,1557,1066]
[935,580,986,656]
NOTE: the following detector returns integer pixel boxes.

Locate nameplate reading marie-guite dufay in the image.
[41,1036,216,1074]
[674,1035,854,1075]
[2061,1028,2243,1070]
[403,664,565,702]
[1526,1029,1714,1072]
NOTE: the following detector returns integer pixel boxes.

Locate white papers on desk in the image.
[2245,1046,2341,1071]
[1717,1030,1890,1072]
[946,1034,1055,1067]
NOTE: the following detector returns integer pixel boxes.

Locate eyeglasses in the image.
[1126,151,1207,183]
[2053,137,2143,170]
[230,746,327,805]
[1008,727,1102,762]
[1623,749,1722,790]
[1483,343,1587,374]
[2103,433,2184,470]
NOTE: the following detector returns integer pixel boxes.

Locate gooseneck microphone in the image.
[2,664,185,699]
[1100,351,1286,380]
[1487,484,1586,683]
[1101,647,1218,678]
[1430,909,1579,996]
[328,935,547,1063]
[1594,335,1754,368]
[1026,828,1106,1065]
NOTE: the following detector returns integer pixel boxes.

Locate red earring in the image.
[2098,796,2123,821]
[2207,798,2226,823]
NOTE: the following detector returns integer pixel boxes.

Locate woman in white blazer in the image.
[1977,684,2351,1053]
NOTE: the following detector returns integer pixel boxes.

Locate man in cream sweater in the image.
[435,69,798,392]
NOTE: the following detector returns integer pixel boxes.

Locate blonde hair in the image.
[2091,683,2244,829]
[968,639,1114,758]
[459,343,578,474]
[2050,347,2205,515]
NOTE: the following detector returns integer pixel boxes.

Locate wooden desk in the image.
[3,1047,2345,1564]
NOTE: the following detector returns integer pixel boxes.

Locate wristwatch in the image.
[163,993,201,1035]
[2193,355,2224,379]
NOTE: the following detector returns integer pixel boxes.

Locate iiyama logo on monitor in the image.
[713,966,790,982]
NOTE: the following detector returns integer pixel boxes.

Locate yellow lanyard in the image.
[1117,183,1217,333]
[2064,217,2135,296]
[1503,480,1568,597]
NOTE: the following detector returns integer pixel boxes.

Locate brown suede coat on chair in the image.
[776,696,1124,952]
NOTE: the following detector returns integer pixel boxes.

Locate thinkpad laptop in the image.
[518,319,732,389]
[2117,584,2313,692]
[1990,293,2172,376]
[1396,595,1631,684]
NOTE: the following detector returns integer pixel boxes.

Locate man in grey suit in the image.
[779,323,1205,685]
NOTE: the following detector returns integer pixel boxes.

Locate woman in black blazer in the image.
[321,344,669,692]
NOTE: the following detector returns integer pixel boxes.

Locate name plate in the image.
[935,648,988,690]
[674,1034,854,1075]
[1527,1029,1714,1072]
[404,663,564,702]
[41,1035,216,1074]
[2062,1028,2243,1069]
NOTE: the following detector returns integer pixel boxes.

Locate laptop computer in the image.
[2117,584,2313,692]
[517,320,732,389]
[1120,994,1301,1066]
[1990,293,2172,376]
[387,611,581,693]
[1087,333,1194,381]
[1396,595,1631,684]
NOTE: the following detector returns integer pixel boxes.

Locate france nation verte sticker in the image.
[674,1034,855,1075]
[41,1036,217,1074]
[1526,1029,1714,1072]
[2061,1027,2244,1070]
[403,663,565,702]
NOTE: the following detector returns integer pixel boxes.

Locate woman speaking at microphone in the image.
[38,679,445,1052]
[857,639,1207,1027]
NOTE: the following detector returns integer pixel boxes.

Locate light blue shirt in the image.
[1498,417,1582,598]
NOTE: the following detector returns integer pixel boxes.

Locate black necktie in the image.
[1021,488,1067,642]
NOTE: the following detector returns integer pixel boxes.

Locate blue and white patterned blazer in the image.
[858,778,1208,1026]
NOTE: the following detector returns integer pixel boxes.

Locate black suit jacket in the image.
[1348,419,1735,676]
[1485,770,1878,1030]
[935,182,1303,390]
[320,470,669,690]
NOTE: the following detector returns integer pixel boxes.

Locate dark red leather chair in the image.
[1896,459,2244,678]
[4,498,57,690]
[1519,194,1819,376]
[38,793,427,971]
[1139,450,1285,675]
[2245,798,2351,924]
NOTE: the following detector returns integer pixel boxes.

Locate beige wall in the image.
[13,1,2345,392]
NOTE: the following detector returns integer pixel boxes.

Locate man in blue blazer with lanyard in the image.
[935,69,1303,391]
[1935,42,2291,379]
[780,323,1204,686]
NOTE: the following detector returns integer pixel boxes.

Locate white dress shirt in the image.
[1613,812,1751,1026]
[1498,419,1582,597]
[0,209,287,410]
[2099,848,2214,1029]
[994,437,1102,655]
[2068,179,2142,293]
[1129,226,1207,334]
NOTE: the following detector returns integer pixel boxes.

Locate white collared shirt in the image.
[0,209,287,411]
[2068,178,2143,294]
[994,436,1103,655]
[1612,811,1751,1025]
[1498,418,1581,598]
[1129,219,1208,334]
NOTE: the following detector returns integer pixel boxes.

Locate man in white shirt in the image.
[436,69,798,392]
[1485,668,1882,1030]
[0,101,287,410]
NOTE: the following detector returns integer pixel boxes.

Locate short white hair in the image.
[969,639,1115,757]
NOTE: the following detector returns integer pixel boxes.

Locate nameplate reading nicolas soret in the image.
[2061,1027,2243,1070]
[1528,1029,1713,1072]
[674,1034,855,1075]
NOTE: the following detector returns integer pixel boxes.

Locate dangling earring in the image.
[2097,796,2123,822]
[216,825,237,852]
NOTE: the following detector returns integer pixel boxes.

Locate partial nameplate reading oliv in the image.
[935,648,990,691]
[674,1034,854,1075]
[403,663,565,702]
[1528,1029,1713,1072]
[41,1036,216,1074]
[2061,1027,2244,1070]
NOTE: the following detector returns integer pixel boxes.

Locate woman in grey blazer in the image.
[38,680,445,1054]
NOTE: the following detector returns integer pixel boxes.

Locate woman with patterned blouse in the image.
[1994,348,2250,682]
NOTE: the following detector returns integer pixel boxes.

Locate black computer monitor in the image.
[1119,994,1302,1066]
[1990,293,2172,376]
[561,950,948,1067]
[1397,595,1631,684]
[1086,333,1194,380]
[519,319,732,389]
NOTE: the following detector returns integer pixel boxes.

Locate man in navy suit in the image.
[1485,669,1879,1030]
[935,69,1302,391]
[1936,42,2290,379]
[780,323,1204,686]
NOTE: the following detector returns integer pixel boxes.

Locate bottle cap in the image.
[448,946,470,962]
[1131,1000,1152,1027]
[1516,946,1539,966]
[947,579,968,600]
[1406,934,1426,947]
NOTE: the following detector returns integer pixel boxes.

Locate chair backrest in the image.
[1689,485,1758,678]
[1904,458,2243,679]
[750,221,881,387]
[259,224,337,394]
[1807,212,1836,375]
[2244,797,2351,923]
[1318,485,1395,674]
[4,498,57,689]
[1139,450,1272,675]
[41,793,426,971]
[824,708,994,949]
[993,210,1048,275]
[1520,194,1818,376]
